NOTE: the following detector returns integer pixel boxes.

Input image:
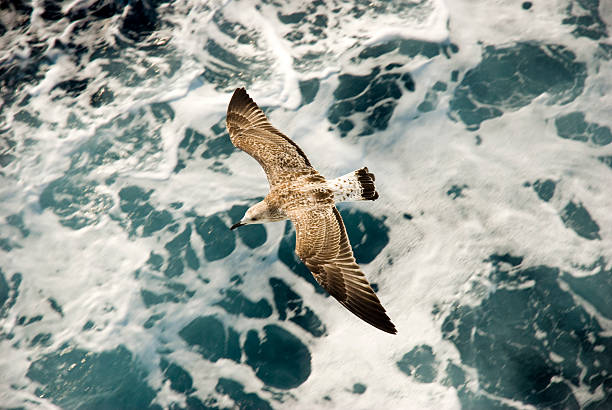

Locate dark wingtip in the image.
[232,87,247,97]
[354,306,397,334]
[385,322,398,335]
[228,87,251,113]
[371,314,397,334]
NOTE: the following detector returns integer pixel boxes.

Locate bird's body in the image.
[269,172,329,214]
[226,88,396,334]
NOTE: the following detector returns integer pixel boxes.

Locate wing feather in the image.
[290,206,397,334]
[226,88,313,186]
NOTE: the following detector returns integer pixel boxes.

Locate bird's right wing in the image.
[289,206,397,334]
[226,88,314,187]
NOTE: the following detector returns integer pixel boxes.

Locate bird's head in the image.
[230,201,276,230]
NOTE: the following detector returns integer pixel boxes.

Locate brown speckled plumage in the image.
[226,88,396,334]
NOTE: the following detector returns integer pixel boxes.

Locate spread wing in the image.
[226,88,314,187]
[290,206,397,334]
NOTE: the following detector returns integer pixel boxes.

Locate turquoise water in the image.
[1,0,611,408]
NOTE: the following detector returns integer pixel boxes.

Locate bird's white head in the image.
[230,200,282,230]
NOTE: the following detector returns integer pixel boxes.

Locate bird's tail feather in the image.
[328,167,379,202]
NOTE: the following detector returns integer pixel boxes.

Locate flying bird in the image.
[226,88,396,334]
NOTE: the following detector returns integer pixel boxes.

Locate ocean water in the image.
[1,0,611,408]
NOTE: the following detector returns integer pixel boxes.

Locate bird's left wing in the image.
[289,206,397,334]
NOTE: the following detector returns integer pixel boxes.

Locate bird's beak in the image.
[230,221,245,230]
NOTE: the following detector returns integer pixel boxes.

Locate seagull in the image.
[226,88,396,334]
